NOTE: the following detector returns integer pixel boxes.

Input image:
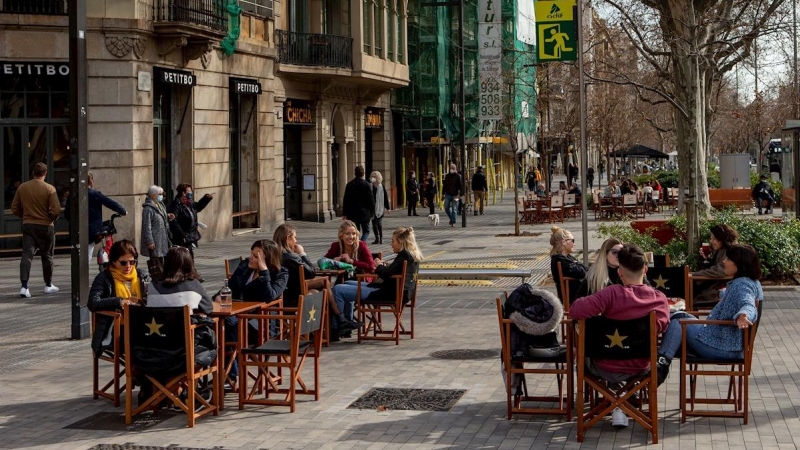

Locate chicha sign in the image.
[284,99,315,125]
[364,107,384,129]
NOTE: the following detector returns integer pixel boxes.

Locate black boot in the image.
[338,313,359,331]
[656,355,671,386]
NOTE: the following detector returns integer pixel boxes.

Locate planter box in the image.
[631,220,678,246]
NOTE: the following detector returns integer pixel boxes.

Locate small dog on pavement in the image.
[428,213,440,226]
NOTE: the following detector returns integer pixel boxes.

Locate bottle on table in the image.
[219,279,232,309]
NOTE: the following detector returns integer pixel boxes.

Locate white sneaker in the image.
[43,285,59,294]
[612,407,629,428]
[19,287,30,298]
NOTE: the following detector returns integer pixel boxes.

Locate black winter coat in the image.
[443,172,463,196]
[367,250,419,303]
[471,171,488,191]
[281,251,316,308]
[88,268,150,357]
[168,194,212,247]
[342,177,375,223]
[550,254,587,304]
[226,259,288,304]
[424,177,437,196]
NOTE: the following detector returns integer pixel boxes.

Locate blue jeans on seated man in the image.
[443,194,457,224]
[331,281,379,330]
[658,315,743,361]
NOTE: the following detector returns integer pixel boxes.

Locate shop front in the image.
[283,98,315,220]
[229,77,262,230]
[0,60,71,249]
[152,67,195,201]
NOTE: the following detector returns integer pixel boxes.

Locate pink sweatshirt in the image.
[571,284,670,373]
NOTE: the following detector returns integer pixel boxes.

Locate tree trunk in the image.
[667,5,712,252]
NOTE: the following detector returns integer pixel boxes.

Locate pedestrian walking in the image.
[526,169,536,192]
[424,172,437,215]
[471,165,488,215]
[406,171,420,216]
[443,163,463,227]
[168,183,213,259]
[370,171,390,244]
[12,162,61,298]
[587,166,595,190]
[342,165,375,241]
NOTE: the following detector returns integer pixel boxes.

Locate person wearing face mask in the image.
[370,171,391,244]
[443,163,463,227]
[406,171,420,216]
[168,183,213,259]
[141,185,172,272]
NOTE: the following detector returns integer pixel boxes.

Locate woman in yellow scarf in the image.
[88,239,150,357]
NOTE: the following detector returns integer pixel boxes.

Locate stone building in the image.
[0,0,408,251]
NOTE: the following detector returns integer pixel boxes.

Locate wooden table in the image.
[210,300,266,410]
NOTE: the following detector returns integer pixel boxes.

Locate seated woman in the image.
[220,239,288,383]
[549,226,587,305]
[274,224,359,340]
[620,180,634,195]
[147,246,212,314]
[693,224,739,305]
[331,227,423,338]
[535,182,547,197]
[574,238,622,298]
[558,181,568,192]
[273,224,316,309]
[89,239,149,358]
[656,244,762,385]
[324,220,375,283]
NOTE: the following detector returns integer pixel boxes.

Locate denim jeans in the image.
[443,194,457,224]
[332,281,379,329]
[658,316,743,360]
[356,221,371,242]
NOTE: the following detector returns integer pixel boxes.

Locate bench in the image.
[708,189,753,210]
[0,231,70,254]
[231,210,257,219]
[418,268,533,283]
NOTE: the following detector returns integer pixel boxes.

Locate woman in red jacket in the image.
[324,220,375,282]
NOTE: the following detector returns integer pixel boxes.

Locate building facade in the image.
[0,0,408,250]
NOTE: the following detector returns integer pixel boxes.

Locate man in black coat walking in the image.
[471,166,488,215]
[342,165,375,241]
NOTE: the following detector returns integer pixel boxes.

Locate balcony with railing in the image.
[153,0,228,39]
[0,0,67,15]
[277,30,353,70]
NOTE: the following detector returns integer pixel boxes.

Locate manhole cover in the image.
[65,411,180,432]
[348,388,466,411]
[430,349,500,360]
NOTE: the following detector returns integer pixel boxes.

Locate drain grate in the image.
[64,411,180,432]
[348,387,466,411]
[430,349,500,360]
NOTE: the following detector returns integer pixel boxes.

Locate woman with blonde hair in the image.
[575,238,623,298]
[332,227,422,338]
[324,219,375,281]
[549,226,587,304]
[370,171,390,245]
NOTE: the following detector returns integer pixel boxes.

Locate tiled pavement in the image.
[0,193,798,449]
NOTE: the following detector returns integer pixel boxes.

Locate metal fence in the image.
[277,30,353,69]
[0,0,67,14]
[153,0,227,33]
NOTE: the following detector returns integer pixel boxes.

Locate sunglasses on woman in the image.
[117,260,138,267]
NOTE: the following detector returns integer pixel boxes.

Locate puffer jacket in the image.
[503,285,563,358]
[88,268,150,357]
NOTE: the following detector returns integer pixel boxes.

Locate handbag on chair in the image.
[146,248,163,280]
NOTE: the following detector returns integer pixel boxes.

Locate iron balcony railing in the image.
[277,30,353,70]
[154,0,227,34]
[1,0,67,14]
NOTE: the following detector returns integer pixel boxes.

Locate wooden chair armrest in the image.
[356,273,375,279]
[95,310,122,319]
[237,312,297,321]
[689,274,733,281]
[679,318,735,326]
[683,309,712,316]
[261,299,283,309]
